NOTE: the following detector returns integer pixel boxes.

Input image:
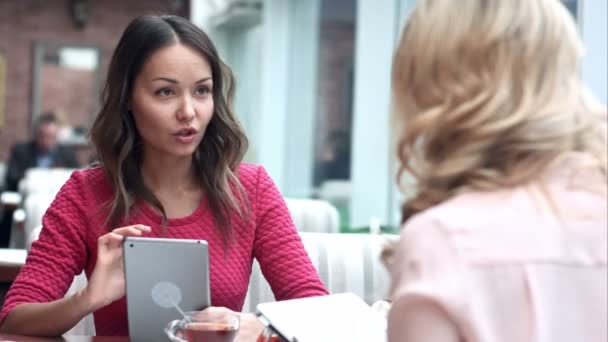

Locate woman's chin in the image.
[168,147,198,159]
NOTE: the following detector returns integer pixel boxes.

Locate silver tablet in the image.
[123,237,211,342]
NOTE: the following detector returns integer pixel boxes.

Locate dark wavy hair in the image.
[90,15,249,243]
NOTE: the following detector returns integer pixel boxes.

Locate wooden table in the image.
[0,334,127,341]
[0,249,26,283]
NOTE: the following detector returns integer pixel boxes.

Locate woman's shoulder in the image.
[236,163,273,187]
[62,166,113,200]
[403,188,526,236]
[69,165,107,185]
[235,163,280,203]
[236,163,261,180]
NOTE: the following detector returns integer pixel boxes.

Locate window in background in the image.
[33,43,100,141]
[312,0,357,231]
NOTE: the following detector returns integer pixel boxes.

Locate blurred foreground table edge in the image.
[0,334,128,341]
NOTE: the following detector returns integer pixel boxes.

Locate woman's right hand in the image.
[83,224,151,311]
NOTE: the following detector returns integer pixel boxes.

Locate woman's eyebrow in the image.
[150,76,212,84]
[195,77,212,84]
[151,77,178,83]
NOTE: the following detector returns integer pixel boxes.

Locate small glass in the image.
[256,326,286,342]
[165,310,240,342]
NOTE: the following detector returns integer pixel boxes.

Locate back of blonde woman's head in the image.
[393,0,607,222]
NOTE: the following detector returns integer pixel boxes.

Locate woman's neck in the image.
[140,154,199,195]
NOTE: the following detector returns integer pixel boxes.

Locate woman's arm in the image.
[0,171,91,335]
[0,288,96,336]
[0,224,150,336]
[0,169,151,336]
[387,214,465,342]
[388,297,460,342]
[251,166,328,299]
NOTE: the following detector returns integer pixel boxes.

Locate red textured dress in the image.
[0,164,328,335]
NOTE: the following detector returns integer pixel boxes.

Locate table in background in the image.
[0,249,26,282]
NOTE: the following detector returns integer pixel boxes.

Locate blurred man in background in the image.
[0,112,79,247]
[3,112,79,192]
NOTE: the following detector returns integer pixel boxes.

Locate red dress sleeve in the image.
[251,166,329,300]
[0,170,92,324]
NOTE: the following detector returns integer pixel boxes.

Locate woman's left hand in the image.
[200,306,265,342]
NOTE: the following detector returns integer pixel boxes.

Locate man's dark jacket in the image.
[3,141,79,192]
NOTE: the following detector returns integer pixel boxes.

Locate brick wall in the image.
[0,0,189,161]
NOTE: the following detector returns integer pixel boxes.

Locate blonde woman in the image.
[387,0,607,341]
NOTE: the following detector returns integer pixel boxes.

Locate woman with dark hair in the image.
[0,15,327,337]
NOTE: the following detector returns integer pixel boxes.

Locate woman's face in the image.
[131,43,214,161]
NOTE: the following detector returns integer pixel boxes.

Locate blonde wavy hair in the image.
[393,0,607,223]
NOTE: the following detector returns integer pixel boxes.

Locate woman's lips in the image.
[173,128,197,144]
[174,134,195,143]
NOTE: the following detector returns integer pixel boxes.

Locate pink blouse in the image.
[388,153,607,342]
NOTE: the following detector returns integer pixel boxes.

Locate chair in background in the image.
[21,192,57,247]
[317,180,352,230]
[242,232,397,313]
[18,168,74,198]
[8,191,55,249]
[317,180,351,209]
[284,198,340,233]
[6,168,74,248]
[0,162,6,190]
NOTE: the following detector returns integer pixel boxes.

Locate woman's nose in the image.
[176,95,196,122]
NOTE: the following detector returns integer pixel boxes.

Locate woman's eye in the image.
[196,86,211,96]
[155,88,174,97]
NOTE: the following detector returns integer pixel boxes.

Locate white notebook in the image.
[256,293,387,342]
